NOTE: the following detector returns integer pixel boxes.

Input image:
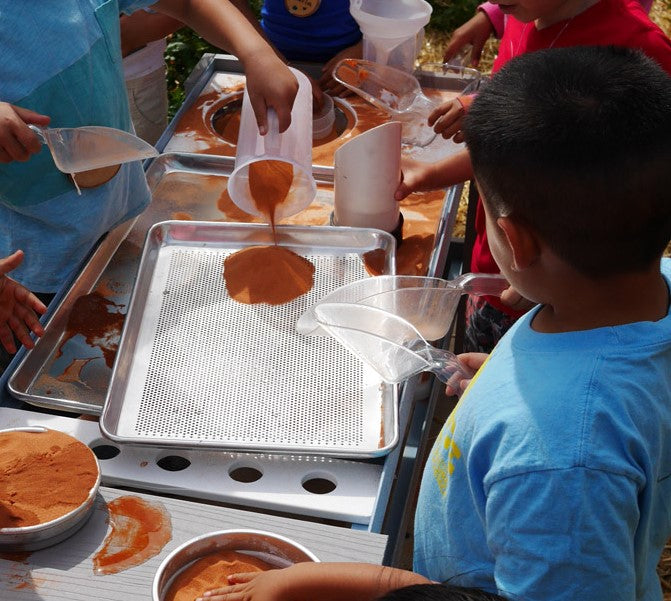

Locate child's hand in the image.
[444,352,489,396]
[394,157,435,201]
[320,40,363,97]
[428,95,474,143]
[197,570,284,601]
[0,102,50,163]
[442,11,494,68]
[0,250,47,354]
[242,52,300,135]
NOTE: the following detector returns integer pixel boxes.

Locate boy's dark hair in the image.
[376,583,507,601]
[463,46,671,278]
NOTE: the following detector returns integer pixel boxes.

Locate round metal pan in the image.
[153,529,320,601]
[0,427,101,552]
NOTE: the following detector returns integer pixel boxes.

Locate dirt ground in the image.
[418,3,671,596]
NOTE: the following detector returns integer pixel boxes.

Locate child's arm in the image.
[120,11,184,57]
[153,0,299,134]
[0,102,50,163]
[395,149,474,201]
[442,9,498,68]
[428,94,475,143]
[198,562,431,601]
[320,40,364,96]
[0,251,47,354]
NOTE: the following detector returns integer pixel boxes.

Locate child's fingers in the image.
[197,582,247,601]
[428,102,453,126]
[248,96,269,136]
[16,303,45,338]
[227,572,260,584]
[459,352,489,372]
[12,105,50,127]
[0,250,25,277]
[1,133,33,162]
[9,314,35,350]
[0,323,17,355]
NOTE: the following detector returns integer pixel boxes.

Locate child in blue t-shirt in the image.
[414,46,671,601]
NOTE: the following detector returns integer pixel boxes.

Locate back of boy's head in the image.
[376,583,507,601]
[463,46,671,278]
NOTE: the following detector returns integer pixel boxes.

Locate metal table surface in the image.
[0,484,387,600]
[0,53,465,565]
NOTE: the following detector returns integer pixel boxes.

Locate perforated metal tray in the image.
[100,221,399,457]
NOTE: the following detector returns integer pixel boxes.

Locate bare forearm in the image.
[153,0,272,64]
[429,149,474,189]
[276,562,431,601]
[120,12,184,57]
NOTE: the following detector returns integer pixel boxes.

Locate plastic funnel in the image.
[297,272,509,339]
[333,121,401,232]
[29,125,158,174]
[227,67,316,222]
[332,59,437,146]
[314,302,474,384]
[350,0,432,71]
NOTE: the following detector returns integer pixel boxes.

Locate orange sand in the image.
[93,495,172,575]
[224,245,315,305]
[248,159,294,232]
[0,429,99,529]
[165,550,275,601]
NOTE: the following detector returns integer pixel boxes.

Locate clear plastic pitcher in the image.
[227,67,316,222]
[350,0,433,72]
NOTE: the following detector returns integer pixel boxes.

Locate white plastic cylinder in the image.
[333,121,402,233]
[350,0,432,72]
[227,67,316,221]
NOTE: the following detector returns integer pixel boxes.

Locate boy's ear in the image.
[496,216,540,271]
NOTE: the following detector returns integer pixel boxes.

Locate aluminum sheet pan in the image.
[8,153,455,416]
[7,154,335,415]
[101,221,398,457]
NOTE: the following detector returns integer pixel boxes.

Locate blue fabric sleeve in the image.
[485,468,639,601]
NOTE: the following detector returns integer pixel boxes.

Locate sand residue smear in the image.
[165,550,275,601]
[0,429,99,529]
[93,495,172,575]
[224,245,315,305]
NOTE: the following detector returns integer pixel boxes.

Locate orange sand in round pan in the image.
[224,245,315,305]
[166,550,275,601]
[0,429,98,529]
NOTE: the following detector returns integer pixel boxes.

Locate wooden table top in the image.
[0,486,387,600]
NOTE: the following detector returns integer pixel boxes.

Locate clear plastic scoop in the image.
[296,272,509,340]
[332,58,439,147]
[29,125,158,174]
[314,302,475,384]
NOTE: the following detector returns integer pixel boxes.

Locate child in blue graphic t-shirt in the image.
[413,46,671,601]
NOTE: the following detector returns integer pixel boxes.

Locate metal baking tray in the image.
[7,153,336,415]
[100,221,398,458]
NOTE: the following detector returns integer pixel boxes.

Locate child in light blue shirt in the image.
[414,46,671,601]
[0,0,298,296]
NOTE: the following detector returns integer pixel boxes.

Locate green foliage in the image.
[426,0,480,33]
[165,29,219,118]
